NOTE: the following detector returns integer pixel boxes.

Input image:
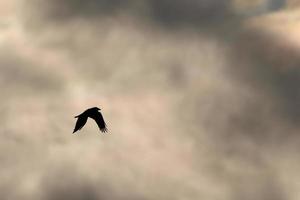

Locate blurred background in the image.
[1,0,300,199]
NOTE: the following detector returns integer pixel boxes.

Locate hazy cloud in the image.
[0,1,299,200]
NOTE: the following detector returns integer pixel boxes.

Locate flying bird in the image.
[73,107,108,133]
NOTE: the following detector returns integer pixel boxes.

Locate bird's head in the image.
[91,107,101,111]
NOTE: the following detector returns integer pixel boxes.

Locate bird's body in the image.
[73,107,108,133]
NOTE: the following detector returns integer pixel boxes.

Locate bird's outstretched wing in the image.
[73,115,88,133]
[89,111,108,133]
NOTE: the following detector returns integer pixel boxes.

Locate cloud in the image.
[25,0,234,30]
[0,1,299,200]
[232,28,300,123]
[40,166,148,200]
[0,50,63,94]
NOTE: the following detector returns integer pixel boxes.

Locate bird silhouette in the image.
[73,107,108,133]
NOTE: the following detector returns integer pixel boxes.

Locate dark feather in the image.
[72,107,108,133]
[73,115,88,133]
[89,111,108,133]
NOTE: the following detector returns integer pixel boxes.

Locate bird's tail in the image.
[100,122,108,133]
[100,127,108,133]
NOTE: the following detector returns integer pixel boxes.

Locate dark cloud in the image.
[43,179,99,200]
[32,0,126,21]
[173,24,300,150]
[26,0,235,30]
[147,0,232,27]
[232,28,300,123]
[0,51,63,94]
[40,166,148,200]
[232,175,286,200]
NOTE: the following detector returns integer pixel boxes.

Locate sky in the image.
[0,1,300,200]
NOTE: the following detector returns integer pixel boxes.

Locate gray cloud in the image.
[25,0,235,30]
[0,1,299,200]
[232,28,300,123]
